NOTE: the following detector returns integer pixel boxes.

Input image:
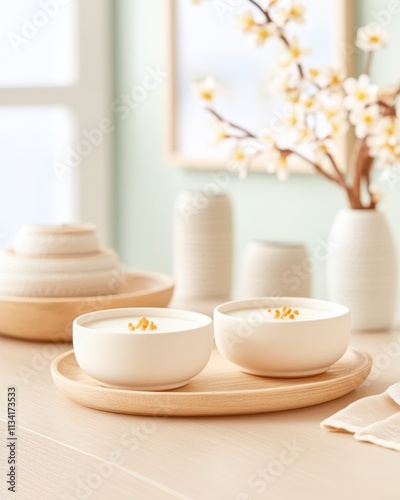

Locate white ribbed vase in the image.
[327,209,397,331]
[238,241,311,299]
[173,191,232,300]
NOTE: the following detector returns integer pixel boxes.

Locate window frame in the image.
[165,0,355,173]
[0,0,113,243]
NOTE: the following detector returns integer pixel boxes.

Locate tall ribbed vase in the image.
[172,191,232,314]
[327,209,397,331]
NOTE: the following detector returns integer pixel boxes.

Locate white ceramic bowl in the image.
[0,248,124,297]
[14,224,99,256]
[73,307,213,390]
[214,297,351,378]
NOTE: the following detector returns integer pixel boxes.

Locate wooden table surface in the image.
[1,328,400,500]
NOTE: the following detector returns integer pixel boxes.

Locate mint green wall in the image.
[113,0,400,312]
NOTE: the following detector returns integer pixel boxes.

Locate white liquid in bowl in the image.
[229,307,341,322]
[86,316,200,333]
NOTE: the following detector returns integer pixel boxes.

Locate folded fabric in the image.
[321,382,400,452]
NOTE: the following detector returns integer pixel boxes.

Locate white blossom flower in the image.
[312,139,337,161]
[370,141,400,167]
[250,23,279,46]
[263,146,289,179]
[228,146,250,178]
[276,155,289,180]
[343,74,378,110]
[274,1,307,25]
[269,66,299,96]
[210,121,232,144]
[378,84,399,104]
[349,104,380,138]
[257,129,288,177]
[228,140,260,178]
[319,93,347,123]
[279,36,311,65]
[315,67,346,89]
[305,67,321,83]
[374,116,400,143]
[283,103,305,129]
[367,117,400,166]
[236,10,256,33]
[192,76,217,104]
[293,124,315,145]
[356,23,388,52]
[297,91,319,114]
[258,128,277,148]
[328,118,349,138]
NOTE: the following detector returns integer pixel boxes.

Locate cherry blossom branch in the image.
[351,138,371,209]
[206,108,256,138]
[364,51,373,75]
[281,149,343,186]
[326,152,347,187]
[196,1,398,210]
[246,0,305,79]
[279,33,305,79]
[207,106,349,189]
[247,0,271,21]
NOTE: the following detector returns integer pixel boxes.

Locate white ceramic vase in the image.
[327,209,397,331]
[238,241,311,299]
[172,191,233,306]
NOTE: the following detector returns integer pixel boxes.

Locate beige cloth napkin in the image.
[321,383,400,452]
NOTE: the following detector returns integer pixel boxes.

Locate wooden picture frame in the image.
[165,0,355,173]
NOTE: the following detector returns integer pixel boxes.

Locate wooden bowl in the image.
[0,270,174,342]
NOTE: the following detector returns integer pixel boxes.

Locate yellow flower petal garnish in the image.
[129,316,157,331]
[267,307,301,320]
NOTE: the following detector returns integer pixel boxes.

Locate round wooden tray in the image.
[0,270,174,342]
[51,347,372,416]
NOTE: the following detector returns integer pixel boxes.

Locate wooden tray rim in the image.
[0,269,174,304]
[51,347,372,416]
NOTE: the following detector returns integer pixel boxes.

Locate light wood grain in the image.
[1,331,400,500]
[0,270,174,342]
[51,347,372,416]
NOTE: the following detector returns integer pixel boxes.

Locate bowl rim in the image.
[214,297,350,324]
[73,307,213,336]
[17,223,96,235]
[0,269,174,304]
